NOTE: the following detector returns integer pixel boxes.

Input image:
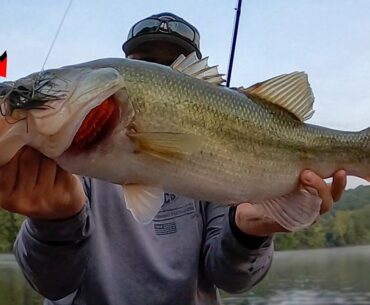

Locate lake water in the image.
[1,245,370,305]
[223,245,370,305]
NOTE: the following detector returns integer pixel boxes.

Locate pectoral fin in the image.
[122,184,164,224]
[251,187,322,231]
[128,132,201,161]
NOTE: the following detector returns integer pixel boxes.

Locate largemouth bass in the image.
[0,53,369,230]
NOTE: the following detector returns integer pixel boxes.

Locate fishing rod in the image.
[226,0,243,87]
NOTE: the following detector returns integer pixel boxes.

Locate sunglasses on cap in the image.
[127,17,200,49]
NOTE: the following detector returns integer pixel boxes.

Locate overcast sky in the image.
[1,0,369,189]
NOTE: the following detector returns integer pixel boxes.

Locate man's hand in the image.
[235,170,347,237]
[0,147,86,220]
[300,169,346,214]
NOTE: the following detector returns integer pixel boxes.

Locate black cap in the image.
[122,12,202,59]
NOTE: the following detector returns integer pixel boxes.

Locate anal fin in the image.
[251,187,322,231]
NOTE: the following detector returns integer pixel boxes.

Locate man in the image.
[0,12,346,305]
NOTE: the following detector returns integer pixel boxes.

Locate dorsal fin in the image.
[171,52,225,86]
[240,72,315,121]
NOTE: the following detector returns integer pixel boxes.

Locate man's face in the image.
[127,41,189,66]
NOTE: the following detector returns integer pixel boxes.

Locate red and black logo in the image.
[0,51,7,78]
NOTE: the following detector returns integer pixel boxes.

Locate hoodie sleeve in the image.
[202,202,273,293]
[13,177,94,301]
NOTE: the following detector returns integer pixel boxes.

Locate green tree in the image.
[0,210,24,252]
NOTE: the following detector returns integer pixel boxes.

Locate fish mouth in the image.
[66,95,120,153]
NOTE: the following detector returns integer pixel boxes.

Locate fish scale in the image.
[112,59,369,207]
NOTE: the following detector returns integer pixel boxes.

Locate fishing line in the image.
[30,0,74,104]
[40,0,74,73]
[0,0,74,121]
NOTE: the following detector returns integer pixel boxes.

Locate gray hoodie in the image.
[14,177,273,305]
